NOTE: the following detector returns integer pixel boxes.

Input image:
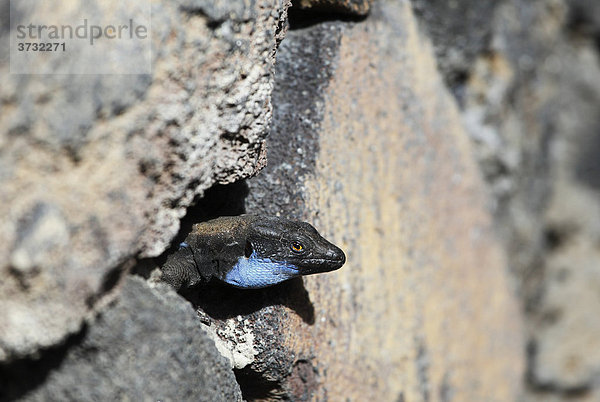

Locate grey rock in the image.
[1,277,242,401]
[246,21,345,218]
[177,0,248,23]
[410,0,501,94]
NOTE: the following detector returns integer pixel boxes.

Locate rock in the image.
[0,0,289,361]
[410,0,501,94]
[0,277,242,401]
[1,0,527,399]
[200,2,523,399]
[459,0,600,398]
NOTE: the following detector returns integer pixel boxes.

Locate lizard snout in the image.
[323,245,346,270]
[326,246,346,267]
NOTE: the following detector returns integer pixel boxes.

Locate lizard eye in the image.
[290,241,304,253]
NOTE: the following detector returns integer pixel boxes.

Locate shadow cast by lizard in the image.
[181,278,316,325]
[287,7,368,31]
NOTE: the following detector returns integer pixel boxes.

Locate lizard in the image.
[158,214,346,291]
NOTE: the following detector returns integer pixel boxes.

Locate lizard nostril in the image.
[328,247,346,264]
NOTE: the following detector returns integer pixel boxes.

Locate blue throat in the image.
[223,251,300,289]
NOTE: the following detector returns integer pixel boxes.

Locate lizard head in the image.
[247,217,346,274]
[222,216,346,289]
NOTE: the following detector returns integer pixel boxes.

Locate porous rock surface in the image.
[0,0,288,361]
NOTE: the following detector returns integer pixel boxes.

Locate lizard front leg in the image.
[159,243,203,291]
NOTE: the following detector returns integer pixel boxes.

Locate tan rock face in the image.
[221,2,524,400]
[297,6,522,400]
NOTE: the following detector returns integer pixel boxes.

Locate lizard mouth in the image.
[296,253,346,274]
